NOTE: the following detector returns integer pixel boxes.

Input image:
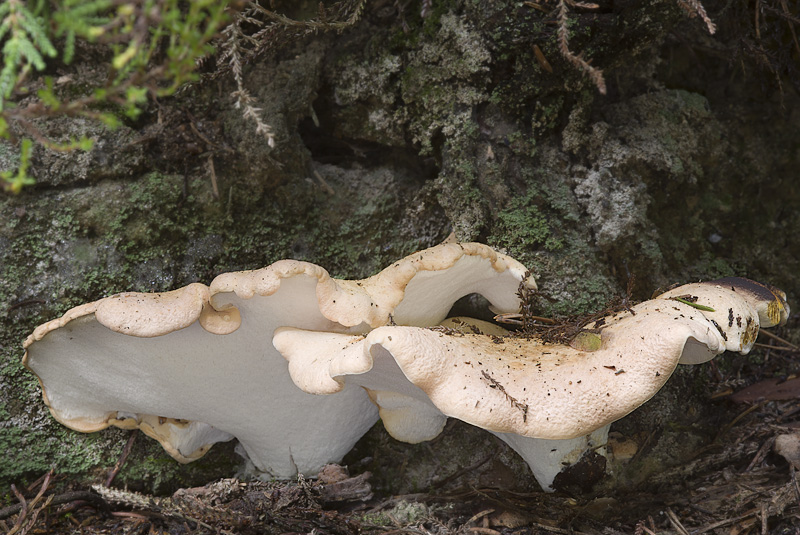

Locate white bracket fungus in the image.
[23,243,789,491]
[23,243,531,477]
[273,276,789,490]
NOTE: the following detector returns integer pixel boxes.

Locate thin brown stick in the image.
[758,329,798,350]
[717,401,768,439]
[7,485,27,535]
[791,466,800,507]
[23,472,50,494]
[111,511,153,520]
[528,522,590,535]
[753,342,796,351]
[466,509,494,525]
[431,454,493,489]
[207,155,220,199]
[779,0,800,57]
[665,508,691,535]
[18,496,53,535]
[0,490,109,521]
[105,432,137,487]
[756,0,762,40]
[7,471,52,535]
[745,436,776,471]
[694,510,758,534]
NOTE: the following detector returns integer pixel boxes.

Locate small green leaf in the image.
[570,331,603,352]
[672,297,716,312]
[112,42,138,70]
[37,77,60,108]
[78,137,94,151]
[2,138,36,193]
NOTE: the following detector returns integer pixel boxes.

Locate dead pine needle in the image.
[758,329,799,350]
[665,508,691,535]
[635,521,658,535]
[466,508,495,525]
[754,342,795,351]
[717,401,768,439]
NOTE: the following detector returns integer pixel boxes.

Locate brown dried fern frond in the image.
[555,0,606,94]
[212,0,368,148]
[550,0,717,94]
[677,0,717,34]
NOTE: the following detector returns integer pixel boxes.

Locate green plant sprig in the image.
[1,0,231,193]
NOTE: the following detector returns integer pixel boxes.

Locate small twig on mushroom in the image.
[671,296,716,312]
[509,273,637,345]
[494,312,556,325]
[481,370,529,422]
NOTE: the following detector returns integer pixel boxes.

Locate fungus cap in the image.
[273,277,787,489]
[24,243,531,477]
[656,277,789,361]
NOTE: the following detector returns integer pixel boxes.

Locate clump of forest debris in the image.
[495,272,637,346]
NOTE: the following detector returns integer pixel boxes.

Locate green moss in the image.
[489,194,563,252]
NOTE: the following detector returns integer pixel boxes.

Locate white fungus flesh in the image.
[273,276,789,490]
[23,243,531,477]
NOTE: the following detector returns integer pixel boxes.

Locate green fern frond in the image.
[16,8,56,58]
[0,0,232,193]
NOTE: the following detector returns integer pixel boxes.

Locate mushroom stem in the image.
[494,425,610,491]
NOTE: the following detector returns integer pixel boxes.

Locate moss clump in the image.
[489,194,563,252]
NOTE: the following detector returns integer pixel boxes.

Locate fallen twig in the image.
[105,432,137,487]
[758,329,798,350]
[6,471,53,535]
[665,508,690,535]
[0,490,109,521]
